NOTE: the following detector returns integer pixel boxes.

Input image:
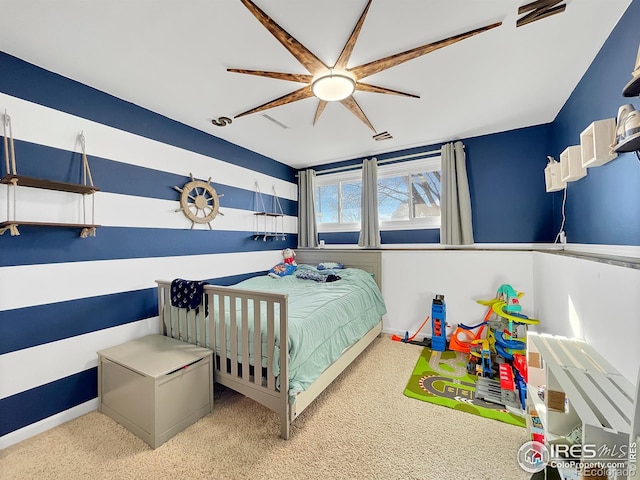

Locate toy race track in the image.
[428,349,468,377]
[476,298,540,325]
[493,331,526,360]
[404,348,527,427]
[420,350,510,410]
[403,285,534,428]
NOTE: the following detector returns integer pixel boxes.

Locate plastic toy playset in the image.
[395,284,540,414]
[457,284,539,413]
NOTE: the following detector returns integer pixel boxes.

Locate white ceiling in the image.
[0,1,632,169]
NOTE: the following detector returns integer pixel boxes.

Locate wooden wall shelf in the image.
[253,233,285,241]
[0,176,100,237]
[253,182,285,241]
[0,221,100,237]
[579,119,617,168]
[1,116,99,238]
[544,161,565,192]
[254,212,283,217]
[560,145,587,183]
[0,221,100,229]
[1,174,100,194]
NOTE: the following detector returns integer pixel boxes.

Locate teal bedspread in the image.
[213,266,386,395]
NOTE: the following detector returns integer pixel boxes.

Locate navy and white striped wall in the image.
[0,51,297,448]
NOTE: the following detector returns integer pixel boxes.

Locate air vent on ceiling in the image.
[262,114,289,129]
[373,131,393,141]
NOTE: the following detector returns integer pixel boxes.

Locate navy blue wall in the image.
[551,0,640,246]
[314,123,554,245]
[313,0,640,247]
[466,124,554,243]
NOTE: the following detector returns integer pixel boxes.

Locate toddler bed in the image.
[156,250,385,439]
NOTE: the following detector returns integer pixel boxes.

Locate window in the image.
[315,157,441,232]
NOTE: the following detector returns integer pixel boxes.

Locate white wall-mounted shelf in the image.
[560,145,586,183]
[580,118,617,168]
[544,161,566,192]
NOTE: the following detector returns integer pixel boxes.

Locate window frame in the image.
[315,156,441,233]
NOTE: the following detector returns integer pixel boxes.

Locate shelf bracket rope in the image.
[0,223,19,236]
[3,110,17,176]
[78,131,97,233]
[2,112,18,224]
[80,226,96,238]
[79,132,95,188]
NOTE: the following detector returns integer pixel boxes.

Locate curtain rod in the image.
[312,148,442,176]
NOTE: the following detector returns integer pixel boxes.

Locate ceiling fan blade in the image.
[517,1,566,28]
[334,0,373,70]
[339,96,376,132]
[239,0,329,75]
[313,100,328,125]
[350,21,502,80]
[235,86,315,119]
[227,69,313,84]
[355,83,420,98]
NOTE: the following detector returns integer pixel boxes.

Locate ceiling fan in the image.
[229,0,502,134]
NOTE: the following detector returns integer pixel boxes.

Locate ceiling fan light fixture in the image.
[311,71,356,102]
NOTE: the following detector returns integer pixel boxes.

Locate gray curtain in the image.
[297,169,318,248]
[358,158,381,248]
[440,141,474,245]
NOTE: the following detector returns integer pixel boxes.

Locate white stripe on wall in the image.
[0,93,297,201]
[98,194,297,232]
[0,250,283,310]
[0,185,298,232]
[0,318,159,400]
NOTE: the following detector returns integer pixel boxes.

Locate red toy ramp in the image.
[392,316,430,343]
[448,321,487,353]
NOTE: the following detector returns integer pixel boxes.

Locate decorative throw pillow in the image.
[317,262,344,270]
[268,262,297,278]
[318,268,337,276]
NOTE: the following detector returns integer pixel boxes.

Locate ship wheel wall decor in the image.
[174,174,224,229]
[229,0,502,133]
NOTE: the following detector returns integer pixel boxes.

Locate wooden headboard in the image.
[296,248,382,291]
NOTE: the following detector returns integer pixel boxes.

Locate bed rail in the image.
[156,280,291,438]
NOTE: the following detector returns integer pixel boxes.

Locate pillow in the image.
[316,261,344,270]
[268,262,296,278]
[318,268,337,276]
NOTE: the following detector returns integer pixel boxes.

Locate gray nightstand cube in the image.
[98,334,213,448]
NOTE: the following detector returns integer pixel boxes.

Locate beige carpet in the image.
[0,336,530,480]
